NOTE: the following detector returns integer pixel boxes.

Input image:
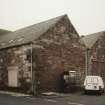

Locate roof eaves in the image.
[0,14,65,50]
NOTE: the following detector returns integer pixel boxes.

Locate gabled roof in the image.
[81,31,105,49]
[0,29,11,35]
[0,14,67,50]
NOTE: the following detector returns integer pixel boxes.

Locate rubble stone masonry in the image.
[91,32,105,84]
[32,16,85,92]
[0,45,32,92]
[0,16,85,93]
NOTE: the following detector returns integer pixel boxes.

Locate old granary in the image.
[0,14,85,94]
[81,31,105,83]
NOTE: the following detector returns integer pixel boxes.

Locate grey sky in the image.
[0,0,105,35]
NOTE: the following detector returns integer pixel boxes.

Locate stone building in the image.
[81,31,105,84]
[0,15,85,94]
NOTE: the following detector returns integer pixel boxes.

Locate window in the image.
[17,37,24,42]
[9,39,14,43]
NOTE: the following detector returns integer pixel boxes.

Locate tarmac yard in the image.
[0,91,105,105]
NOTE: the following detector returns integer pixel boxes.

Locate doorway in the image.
[8,67,18,87]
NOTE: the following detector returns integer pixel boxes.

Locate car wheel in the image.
[98,90,102,95]
[84,90,88,94]
[102,89,104,93]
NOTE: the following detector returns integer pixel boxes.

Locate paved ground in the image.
[0,91,105,105]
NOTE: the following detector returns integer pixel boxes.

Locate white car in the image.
[84,76,104,94]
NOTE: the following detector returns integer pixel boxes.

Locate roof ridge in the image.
[12,14,67,32]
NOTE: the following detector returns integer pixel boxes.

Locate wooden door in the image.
[8,69,18,87]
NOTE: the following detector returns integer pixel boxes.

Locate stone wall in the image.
[0,45,32,93]
[32,16,85,92]
[90,32,105,83]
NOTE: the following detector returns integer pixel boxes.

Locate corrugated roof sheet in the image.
[0,15,66,49]
[81,31,105,49]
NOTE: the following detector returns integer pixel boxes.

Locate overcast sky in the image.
[0,0,105,35]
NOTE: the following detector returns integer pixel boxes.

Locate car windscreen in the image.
[86,77,98,84]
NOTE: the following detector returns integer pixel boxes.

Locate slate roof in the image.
[0,29,11,35]
[0,14,67,50]
[81,31,105,49]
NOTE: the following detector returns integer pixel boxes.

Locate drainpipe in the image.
[88,54,92,75]
[31,43,37,96]
[85,48,92,76]
[85,48,88,76]
[31,43,34,94]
